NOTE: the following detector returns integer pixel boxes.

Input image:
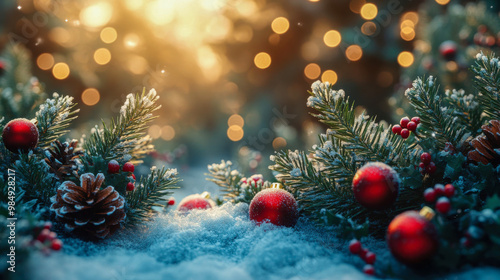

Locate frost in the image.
[290,168,302,177]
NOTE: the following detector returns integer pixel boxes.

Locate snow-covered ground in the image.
[14,167,500,280]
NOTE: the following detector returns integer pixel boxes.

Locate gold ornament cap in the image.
[271,182,284,189]
[200,191,211,199]
[419,206,435,221]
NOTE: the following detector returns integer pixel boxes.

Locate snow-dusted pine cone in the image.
[50,173,126,239]
[45,140,83,180]
[467,120,500,166]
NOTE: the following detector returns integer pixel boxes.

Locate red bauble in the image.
[122,162,135,172]
[387,208,439,265]
[249,187,299,227]
[352,162,399,210]
[2,118,39,153]
[439,40,458,61]
[178,193,215,211]
[107,160,120,174]
[0,60,6,76]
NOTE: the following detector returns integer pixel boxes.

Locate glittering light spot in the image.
[321,70,338,84]
[446,61,458,72]
[148,125,161,139]
[52,63,70,80]
[80,2,113,28]
[346,45,363,61]
[37,53,54,70]
[304,63,321,80]
[309,0,320,2]
[100,27,117,44]
[127,55,148,75]
[350,0,366,13]
[227,125,244,141]
[161,125,175,141]
[271,17,290,35]
[272,137,287,150]
[124,33,140,49]
[400,19,415,29]
[396,108,404,116]
[435,0,450,5]
[360,3,378,20]
[323,30,341,47]
[400,27,415,41]
[94,48,111,65]
[228,114,244,127]
[17,6,21,10]
[81,88,100,106]
[402,12,419,24]
[361,22,377,36]
[398,51,414,67]
[254,52,271,69]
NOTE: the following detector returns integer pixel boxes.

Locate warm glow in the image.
[400,27,416,41]
[349,0,366,14]
[446,61,458,72]
[228,114,244,127]
[52,63,70,80]
[402,12,419,24]
[271,17,290,34]
[227,125,244,141]
[321,70,338,84]
[323,30,341,47]
[100,27,117,44]
[398,51,414,67]
[360,3,378,20]
[81,88,100,106]
[254,52,271,69]
[304,63,321,80]
[400,20,415,29]
[37,53,54,70]
[161,125,176,141]
[361,22,377,36]
[436,0,450,5]
[148,125,162,139]
[80,2,113,28]
[301,42,319,61]
[346,45,363,61]
[124,33,140,49]
[94,48,112,65]
[127,55,148,75]
[49,27,75,47]
[272,137,287,150]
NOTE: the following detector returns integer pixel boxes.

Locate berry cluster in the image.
[167,197,176,206]
[349,239,376,276]
[108,160,136,192]
[423,184,455,214]
[392,117,420,139]
[419,152,436,175]
[31,222,63,254]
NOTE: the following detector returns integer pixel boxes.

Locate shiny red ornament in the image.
[178,192,215,212]
[352,162,399,210]
[387,207,439,265]
[439,40,458,61]
[249,187,299,227]
[2,118,39,153]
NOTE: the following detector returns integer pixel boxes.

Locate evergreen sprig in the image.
[83,89,159,163]
[405,76,468,149]
[206,160,244,202]
[472,52,500,121]
[126,167,179,224]
[35,93,79,149]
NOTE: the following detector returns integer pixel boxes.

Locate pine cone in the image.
[467,120,500,166]
[45,140,84,180]
[50,173,126,239]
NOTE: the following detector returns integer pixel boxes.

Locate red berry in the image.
[108,160,120,174]
[348,239,362,254]
[51,239,63,251]
[129,173,136,180]
[444,184,455,197]
[400,129,410,139]
[126,182,135,192]
[359,248,369,257]
[392,125,402,135]
[418,162,425,169]
[168,199,175,206]
[400,117,410,128]
[426,162,436,174]
[436,197,451,214]
[434,184,445,196]
[43,222,52,230]
[420,153,432,165]
[424,188,437,203]
[37,229,51,243]
[48,231,57,241]
[411,117,420,124]
[364,252,376,264]
[407,121,417,132]
[2,118,39,153]
[123,162,135,172]
[363,264,375,275]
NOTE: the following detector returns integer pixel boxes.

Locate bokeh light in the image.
[350,0,366,14]
[37,53,54,70]
[323,30,341,47]
[360,3,378,20]
[80,2,113,28]
[100,27,117,44]
[361,22,377,36]
[271,17,290,35]
[304,63,321,80]
[401,27,416,41]
[321,70,338,84]
[94,48,112,65]
[148,125,162,139]
[397,51,414,67]
[52,62,70,80]
[346,45,363,61]
[272,137,287,150]
[227,125,244,141]
[436,0,450,5]
[254,52,271,69]
[81,88,100,106]
[228,114,244,127]
[161,125,176,141]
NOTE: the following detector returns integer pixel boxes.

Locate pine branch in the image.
[443,89,483,136]
[125,167,179,224]
[472,52,500,121]
[405,76,468,149]
[35,93,79,149]
[206,160,244,202]
[307,81,419,167]
[83,89,159,163]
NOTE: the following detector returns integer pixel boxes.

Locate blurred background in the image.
[1,0,499,179]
